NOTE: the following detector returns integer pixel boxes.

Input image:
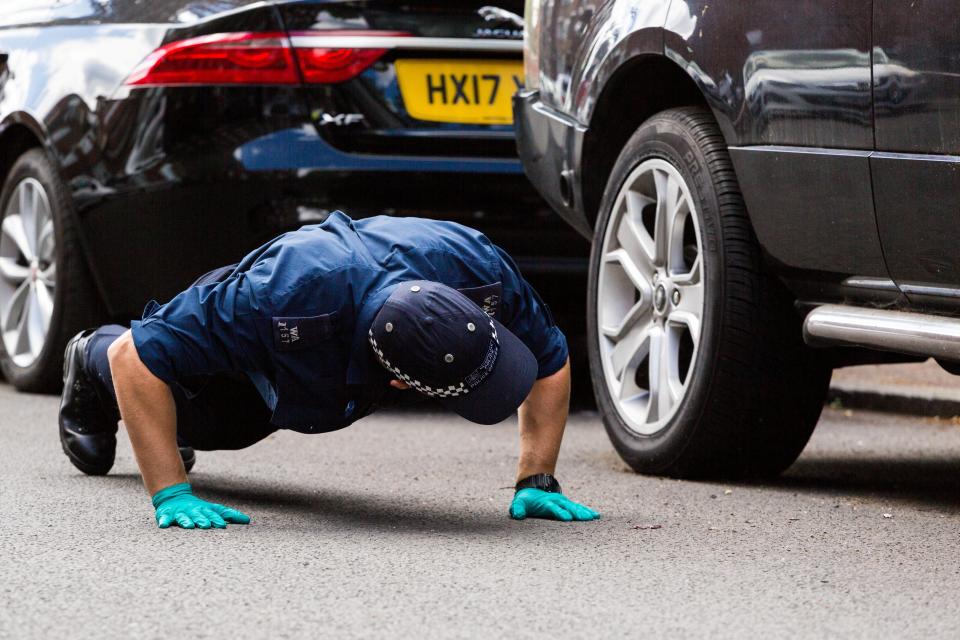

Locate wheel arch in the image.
[580,56,713,232]
[0,114,47,194]
[0,113,108,325]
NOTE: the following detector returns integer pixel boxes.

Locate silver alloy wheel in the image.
[596,158,704,436]
[0,178,56,368]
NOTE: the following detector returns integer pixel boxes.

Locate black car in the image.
[0,0,585,392]
[515,1,960,478]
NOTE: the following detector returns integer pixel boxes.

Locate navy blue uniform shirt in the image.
[131,212,568,433]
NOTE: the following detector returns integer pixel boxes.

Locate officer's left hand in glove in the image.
[152,482,251,529]
[510,488,600,522]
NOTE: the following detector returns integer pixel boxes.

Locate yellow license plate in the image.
[395,59,524,125]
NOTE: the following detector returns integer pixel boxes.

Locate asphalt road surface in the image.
[2,384,959,639]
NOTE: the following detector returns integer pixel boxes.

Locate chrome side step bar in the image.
[803,304,960,361]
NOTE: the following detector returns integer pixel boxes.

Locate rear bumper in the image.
[234,126,524,175]
[512,90,592,238]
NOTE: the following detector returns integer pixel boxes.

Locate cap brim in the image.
[438,318,538,425]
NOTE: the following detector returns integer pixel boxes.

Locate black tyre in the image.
[0,148,102,392]
[587,107,831,478]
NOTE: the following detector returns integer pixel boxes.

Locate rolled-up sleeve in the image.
[130,274,262,384]
[495,247,569,379]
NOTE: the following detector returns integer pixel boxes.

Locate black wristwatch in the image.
[515,473,562,494]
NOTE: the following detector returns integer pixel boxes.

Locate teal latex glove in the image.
[152,482,251,529]
[509,488,600,522]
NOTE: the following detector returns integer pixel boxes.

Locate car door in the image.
[871,0,960,311]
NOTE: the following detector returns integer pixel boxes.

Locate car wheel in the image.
[587,107,831,478]
[0,148,102,392]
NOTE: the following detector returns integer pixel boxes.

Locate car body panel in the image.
[0,0,266,28]
[513,90,589,235]
[871,0,960,312]
[873,0,960,155]
[725,145,897,307]
[664,1,874,150]
[536,0,672,121]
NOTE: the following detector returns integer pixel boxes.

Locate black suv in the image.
[515,1,960,478]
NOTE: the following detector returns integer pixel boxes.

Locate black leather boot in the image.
[59,330,198,475]
[59,330,119,475]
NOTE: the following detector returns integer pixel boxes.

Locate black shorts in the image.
[172,372,276,451]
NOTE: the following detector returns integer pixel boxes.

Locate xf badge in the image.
[315,112,365,126]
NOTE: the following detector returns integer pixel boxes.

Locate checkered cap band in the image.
[368,320,499,398]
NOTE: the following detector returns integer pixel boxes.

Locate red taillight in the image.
[290,30,409,83]
[126,32,299,86]
[293,47,387,84]
[126,30,409,86]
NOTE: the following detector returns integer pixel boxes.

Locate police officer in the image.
[59,212,599,529]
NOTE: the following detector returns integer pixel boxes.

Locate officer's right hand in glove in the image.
[509,488,600,522]
[152,482,251,529]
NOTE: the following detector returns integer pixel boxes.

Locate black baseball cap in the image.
[368,280,538,425]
